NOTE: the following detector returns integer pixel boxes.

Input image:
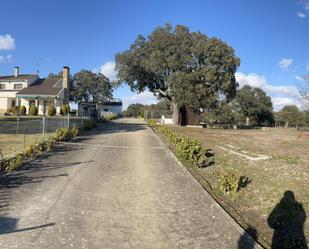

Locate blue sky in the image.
[0,0,308,110]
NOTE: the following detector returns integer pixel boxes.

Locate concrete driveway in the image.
[0,118,260,249]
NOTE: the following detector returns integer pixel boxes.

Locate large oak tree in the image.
[115,24,240,124]
[232,85,274,126]
[71,70,113,103]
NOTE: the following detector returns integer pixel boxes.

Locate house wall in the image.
[0,78,31,113]
[0,91,18,114]
[102,105,122,115]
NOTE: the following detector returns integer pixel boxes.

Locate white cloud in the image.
[235,72,302,111]
[122,91,158,110]
[297,12,307,18]
[296,75,304,81]
[278,58,293,69]
[0,34,15,51]
[6,54,12,63]
[271,97,302,111]
[0,55,4,63]
[235,72,299,98]
[304,2,309,11]
[100,61,117,81]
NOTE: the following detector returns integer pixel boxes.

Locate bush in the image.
[29,105,38,116]
[12,106,19,115]
[102,113,118,121]
[0,154,23,172]
[214,169,251,195]
[1,125,83,173]
[60,104,70,115]
[83,119,96,131]
[152,125,213,168]
[48,105,56,116]
[147,119,157,127]
[19,105,27,115]
[54,126,79,142]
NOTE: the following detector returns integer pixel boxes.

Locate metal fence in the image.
[0,115,90,158]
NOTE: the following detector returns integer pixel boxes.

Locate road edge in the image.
[147,125,265,249]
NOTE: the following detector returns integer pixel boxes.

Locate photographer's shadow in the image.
[268,191,308,249]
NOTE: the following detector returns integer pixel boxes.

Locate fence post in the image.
[16,116,20,135]
[42,116,45,139]
[81,117,84,130]
[23,121,26,149]
[67,113,70,129]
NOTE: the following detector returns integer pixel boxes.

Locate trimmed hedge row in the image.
[0,126,79,173]
[148,120,213,168]
[101,113,118,121]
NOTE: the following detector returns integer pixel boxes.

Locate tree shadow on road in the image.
[268,191,308,249]
[0,144,94,236]
[0,216,54,236]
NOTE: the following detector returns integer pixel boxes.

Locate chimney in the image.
[14,66,19,77]
[62,66,70,103]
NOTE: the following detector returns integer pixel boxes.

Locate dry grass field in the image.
[0,134,43,158]
[170,126,309,246]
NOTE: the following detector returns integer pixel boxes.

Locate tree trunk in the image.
[172,102,179,126]
[246,116,250,126]
[285,121,289,128]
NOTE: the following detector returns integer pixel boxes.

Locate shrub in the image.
[83,119,96,131]
[214,169,251,195]
[153,125,213,168]
[48,105,56,116]
[147,119,157,127]
[102,113,118,121]
[29,105,38,116]
[19,105,27,115]
[12,106,19,115]
[54,126,79,142]
[1,126,81,173]
[0,154,23,172]
[60,104,69,115]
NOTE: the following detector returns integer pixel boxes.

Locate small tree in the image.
[48,105,56,116]
[19,105,27,115]
[12,106,19,115]
[279,105,303,128]
[232,85,274,126]
[29,105,38,116]
[60,104,69,115]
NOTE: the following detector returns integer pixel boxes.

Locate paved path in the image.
[0,118,261,249]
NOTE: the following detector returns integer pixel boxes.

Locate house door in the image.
[179,106,187,126]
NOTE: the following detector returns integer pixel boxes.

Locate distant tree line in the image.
[124,100,172,118]
[125,84,309,128]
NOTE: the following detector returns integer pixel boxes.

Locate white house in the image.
[78,99,123,118]
[0,66,70,115]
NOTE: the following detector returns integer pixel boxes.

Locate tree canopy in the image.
[71,70,113,103]
[232,85,274,125]
[115,24,240,124]
[276,105,303,128]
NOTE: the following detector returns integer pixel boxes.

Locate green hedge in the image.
[148,120,213,168]
[29,105,38,116]
[102,113,118,121]
[48,105,56,116]
[0,126,80,173]
[19,105,27,115]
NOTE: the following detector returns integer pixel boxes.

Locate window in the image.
[0,84,5,90]
[14,84,23,90]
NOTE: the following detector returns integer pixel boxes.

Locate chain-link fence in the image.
[0,116,90,159]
